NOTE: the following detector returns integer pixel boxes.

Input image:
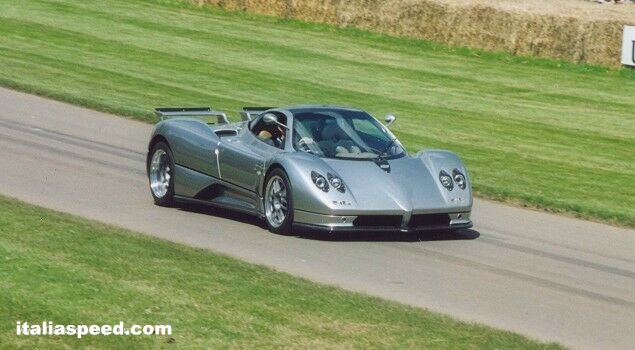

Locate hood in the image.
[321,154,471,214]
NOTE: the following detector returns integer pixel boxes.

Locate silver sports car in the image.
[147,106,472,235]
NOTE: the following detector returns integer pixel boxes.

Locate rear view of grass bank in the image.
[0,196,562,349]
[0,0,633,226]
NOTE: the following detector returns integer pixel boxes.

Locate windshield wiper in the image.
[377,138,397,160]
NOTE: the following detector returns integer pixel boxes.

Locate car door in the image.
[168,120,219,177]
[217,129,270,192]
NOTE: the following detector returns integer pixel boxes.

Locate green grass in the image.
[0,196,562,349]
[0,0,633,226]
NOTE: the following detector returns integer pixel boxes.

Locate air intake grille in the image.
[409,214,450,227]
[353,215,402,227]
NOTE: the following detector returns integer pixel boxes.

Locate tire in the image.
[264,168,294,235]
[147,142,175,206]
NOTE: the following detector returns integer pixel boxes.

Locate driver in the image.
[258,125,286,148]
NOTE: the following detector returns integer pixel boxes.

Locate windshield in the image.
[291,108,405,160]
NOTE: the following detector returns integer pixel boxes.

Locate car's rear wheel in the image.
[264,169,293,235]
[148,142,175,206]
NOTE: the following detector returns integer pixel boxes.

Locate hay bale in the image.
[194,0,634,67]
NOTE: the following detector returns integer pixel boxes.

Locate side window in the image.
[249,116,264,134]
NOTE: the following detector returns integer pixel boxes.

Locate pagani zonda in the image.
[147,106,472,234]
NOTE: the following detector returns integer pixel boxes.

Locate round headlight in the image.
[439,170,454,191]
[453,169,466,190]
[311,171,329,192]
[315,176,327,189]
[327,173,345,193]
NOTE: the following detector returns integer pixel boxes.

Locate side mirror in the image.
[384,114,396,128]
[263,113,289,129]
[263,113,278,125]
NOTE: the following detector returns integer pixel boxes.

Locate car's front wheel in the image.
[264,169,294,235]
[148,142,175,206]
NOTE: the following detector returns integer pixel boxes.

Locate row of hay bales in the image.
[193,0,629,67]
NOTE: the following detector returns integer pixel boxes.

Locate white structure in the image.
[622,25,635,67]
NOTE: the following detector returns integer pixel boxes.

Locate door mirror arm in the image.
[263,113,289,129]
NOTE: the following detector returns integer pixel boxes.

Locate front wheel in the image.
[264,169,294,235]
[148,142,175,206]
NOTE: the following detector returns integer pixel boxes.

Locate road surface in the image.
[0,88,633,349]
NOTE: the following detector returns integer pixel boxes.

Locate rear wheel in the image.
[148,142,175,206]
[264,169,294,235]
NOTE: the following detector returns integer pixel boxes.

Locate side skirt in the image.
[174,164,264,218]
[174,195,263,218]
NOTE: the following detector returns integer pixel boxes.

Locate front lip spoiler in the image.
[292,221,473,234]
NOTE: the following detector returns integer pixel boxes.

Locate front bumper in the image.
[293,210,472,233]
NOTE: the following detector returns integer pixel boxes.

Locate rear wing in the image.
[240,106,276,121]
[155,107,229,124]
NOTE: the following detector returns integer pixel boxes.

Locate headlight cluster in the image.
[439,169,466,191]
[439,170,453,190]
[453,169,466,190]
[311,171,345,193]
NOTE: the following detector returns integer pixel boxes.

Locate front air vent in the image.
[409,214,450,227]
[353,215,402,227]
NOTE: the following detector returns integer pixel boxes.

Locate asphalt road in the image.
[0,87,633,349]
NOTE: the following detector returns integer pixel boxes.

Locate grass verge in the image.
[0,196,562,349]
[0,0,633,226]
